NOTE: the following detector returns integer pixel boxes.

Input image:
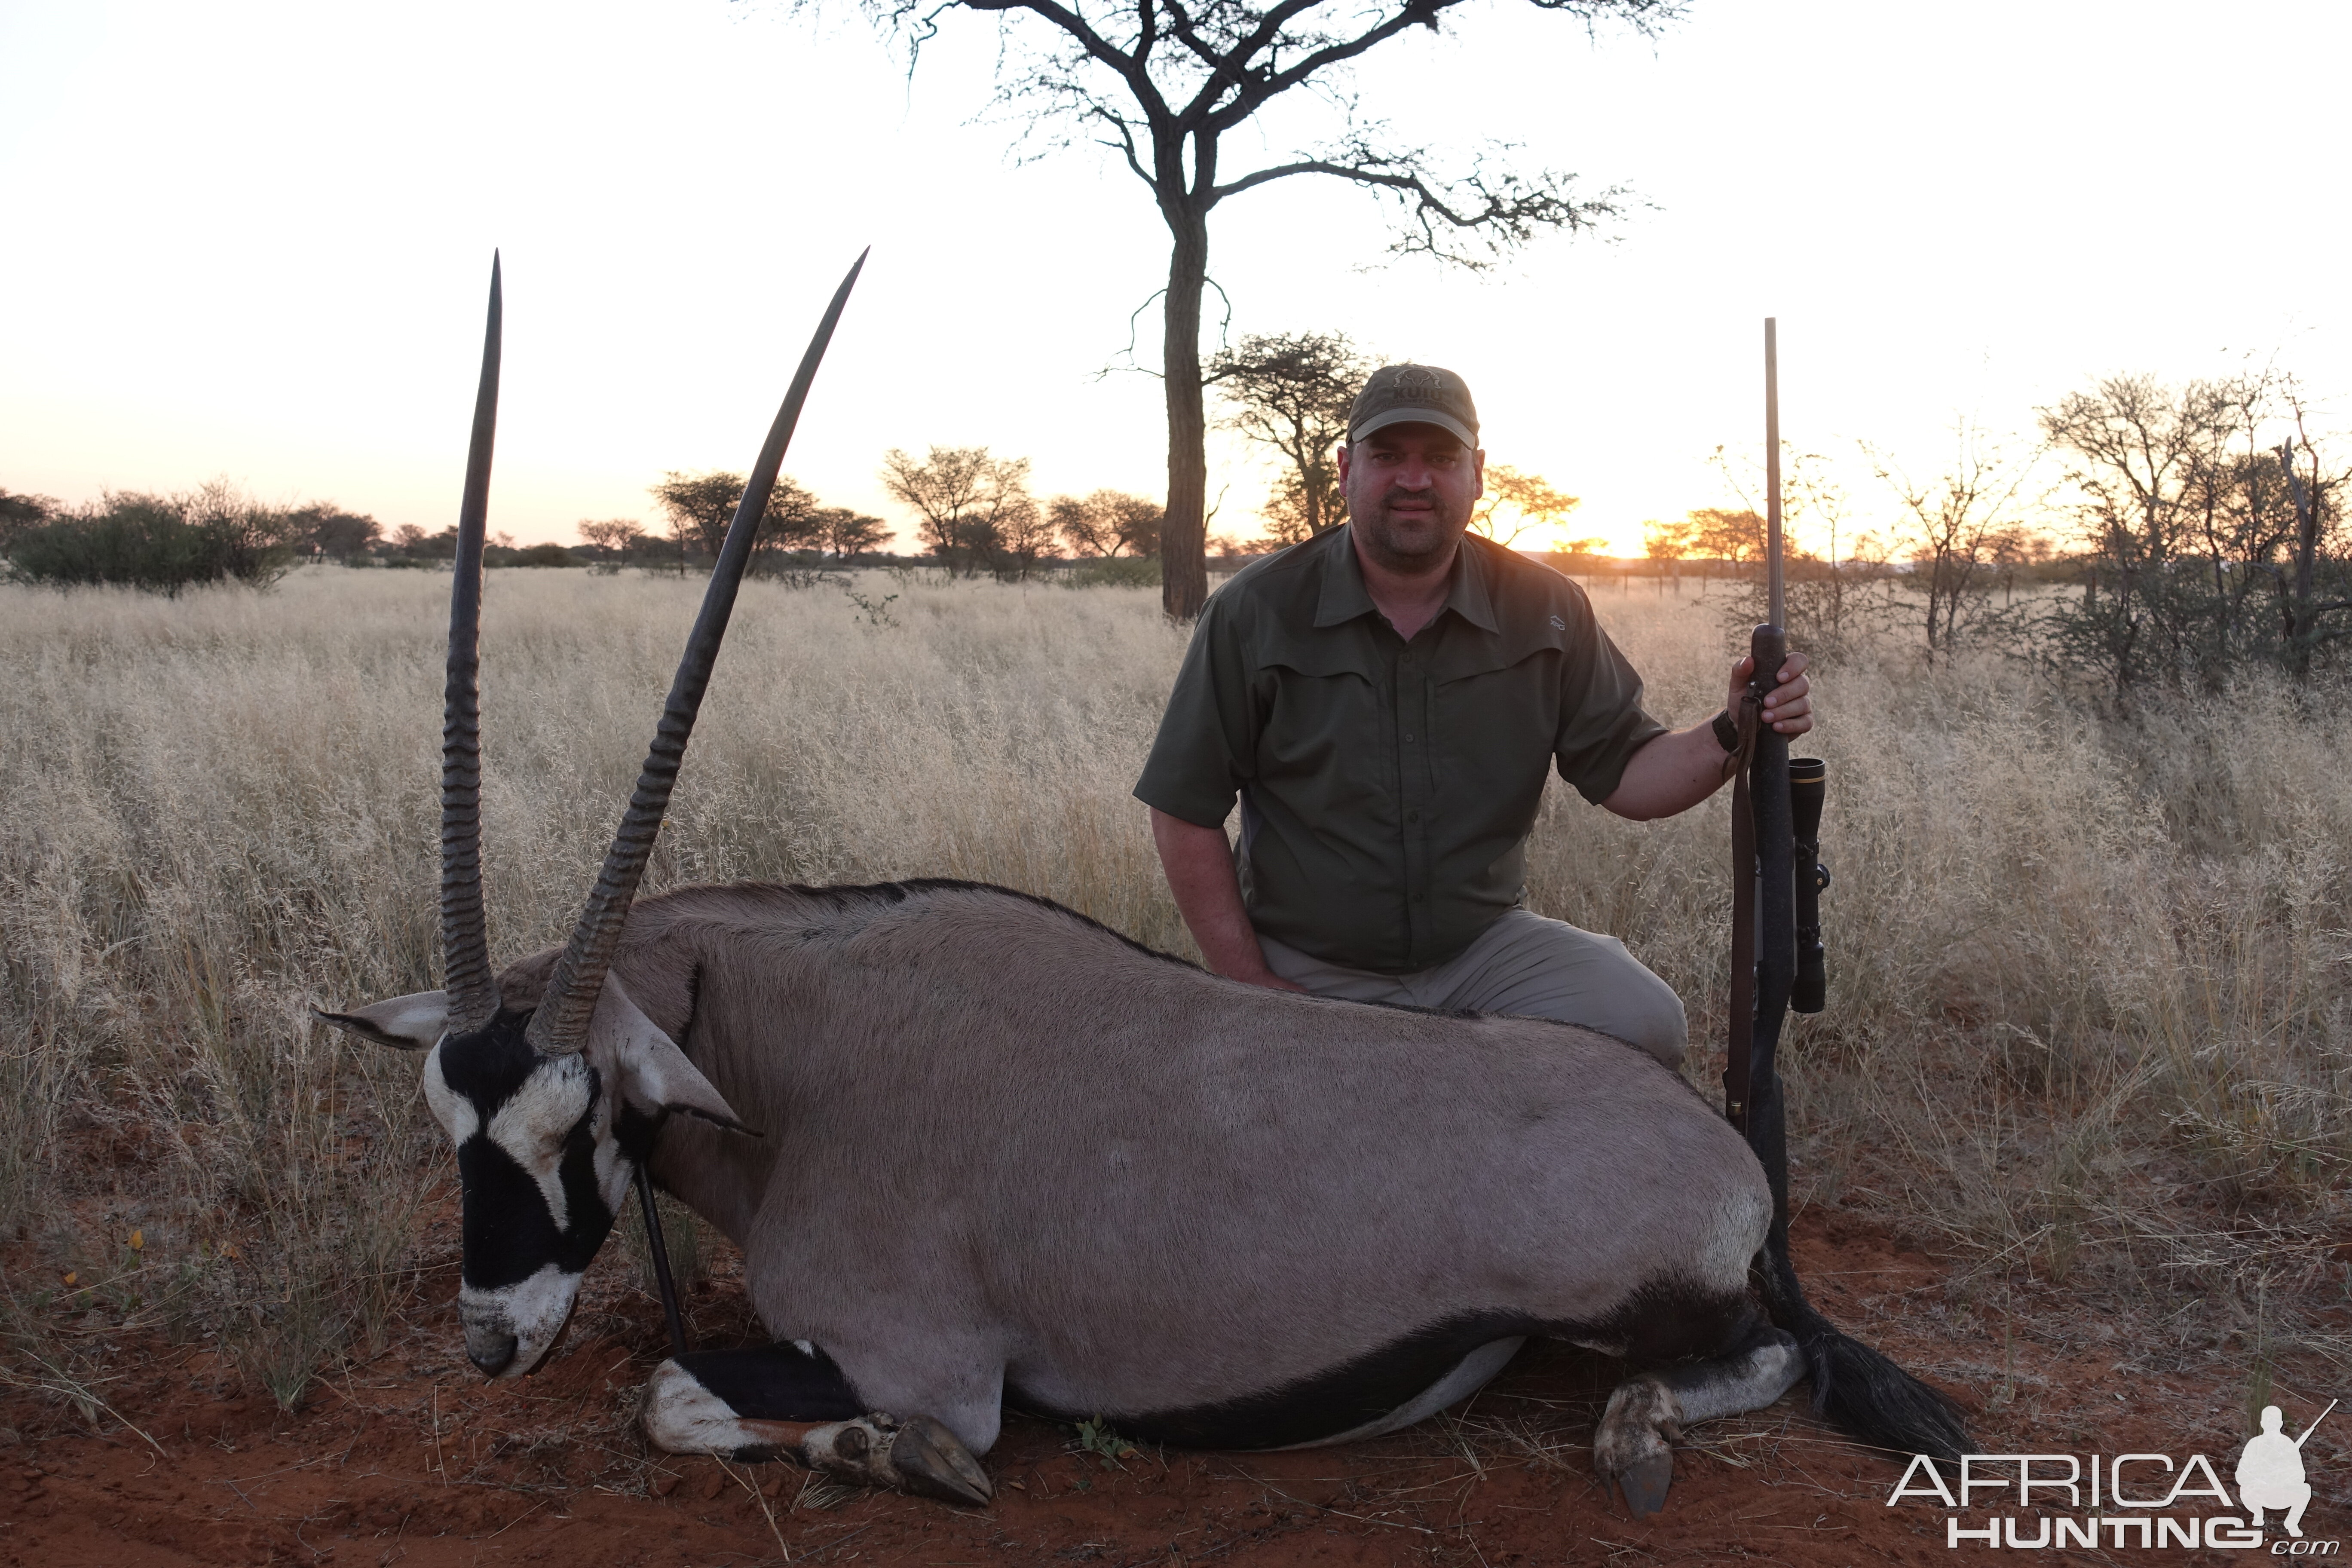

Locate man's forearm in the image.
[1601,723,1734,822]
[1148,808,1302,989]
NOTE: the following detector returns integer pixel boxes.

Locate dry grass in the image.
[1,564,2346,1426]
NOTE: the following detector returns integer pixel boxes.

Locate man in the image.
[1133,363,1811,1067]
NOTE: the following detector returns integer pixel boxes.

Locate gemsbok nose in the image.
[466,1324,518,1377]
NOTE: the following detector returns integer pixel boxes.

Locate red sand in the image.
[3,1209,2337,1566]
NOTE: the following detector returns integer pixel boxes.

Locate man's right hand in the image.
[1148,808,1309,992]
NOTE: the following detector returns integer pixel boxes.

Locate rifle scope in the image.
[1789,756,1828,1014]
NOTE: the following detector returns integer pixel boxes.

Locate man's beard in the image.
[1354,488,1467,570]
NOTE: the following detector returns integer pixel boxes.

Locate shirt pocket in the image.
[1430,649,1556,830]
[1257,656,1393,821]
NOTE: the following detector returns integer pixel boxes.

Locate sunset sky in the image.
[5,0,2348,557]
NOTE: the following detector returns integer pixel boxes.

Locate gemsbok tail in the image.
[1754,1234,1970,1462]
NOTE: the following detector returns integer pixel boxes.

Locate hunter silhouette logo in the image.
[1885,1396,2338,1551]
[2241,1401,2333,1538]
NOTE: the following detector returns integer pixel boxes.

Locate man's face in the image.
[1337,423,1485,574]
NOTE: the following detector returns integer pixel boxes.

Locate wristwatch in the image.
[1711,709,1741,753]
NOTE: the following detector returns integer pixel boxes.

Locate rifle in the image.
[1726,316,1830,1215]
[2296,1399,2338,1449]
[1709,364,1971,1464]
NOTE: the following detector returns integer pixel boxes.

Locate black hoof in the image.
[1617,1452,1673,1517]
[889,1415,993,1506]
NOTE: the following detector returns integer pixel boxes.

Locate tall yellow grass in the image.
[2,566,2346,1410]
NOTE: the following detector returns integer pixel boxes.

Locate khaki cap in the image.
[1347,363,1479,447]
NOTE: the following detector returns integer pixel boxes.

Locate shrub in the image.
[4,483,301,596]
[1064,555,1161,588]
[511,542,579,568]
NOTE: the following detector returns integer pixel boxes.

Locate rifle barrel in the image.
[2296,1398,2338,1448]
[1764,316,1784,630]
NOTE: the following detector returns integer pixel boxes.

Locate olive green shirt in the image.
[1135,526,1666,974]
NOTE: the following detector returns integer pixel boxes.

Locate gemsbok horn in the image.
[525,252,867,1055]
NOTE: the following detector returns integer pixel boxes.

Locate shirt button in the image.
[1403,731,1415,742]
[1407,810,1421,824]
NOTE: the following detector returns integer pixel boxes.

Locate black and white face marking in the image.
[420,1011,636,1378]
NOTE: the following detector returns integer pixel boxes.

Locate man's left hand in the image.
[1730,649,1812,738]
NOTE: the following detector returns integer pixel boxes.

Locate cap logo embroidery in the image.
[1549,615,1567,631]
[1393,367,1443,403]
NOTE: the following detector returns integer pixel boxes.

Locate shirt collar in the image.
[1445,536,1502,635]
[1314,525,1500,635]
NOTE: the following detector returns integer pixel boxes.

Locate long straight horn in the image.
[441,252,503,1033]
[526,251,868,1056]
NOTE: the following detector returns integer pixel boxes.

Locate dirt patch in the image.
[2,1208,2339,1566]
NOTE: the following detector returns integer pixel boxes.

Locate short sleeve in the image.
[1134,594,1258,827]
[1553,613,1668,805]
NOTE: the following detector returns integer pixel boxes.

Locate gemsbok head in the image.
[320,251,864,1378]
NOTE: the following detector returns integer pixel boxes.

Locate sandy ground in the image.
[2,1208,2340,1567]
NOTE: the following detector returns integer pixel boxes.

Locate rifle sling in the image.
[1723,690,1763,1134]
[637,1163,690,1357]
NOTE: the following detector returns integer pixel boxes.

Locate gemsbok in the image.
[321,254,1968,1515]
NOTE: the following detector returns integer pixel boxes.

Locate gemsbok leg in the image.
[643,1344,993,1505]
[1591,1317,1804,1516]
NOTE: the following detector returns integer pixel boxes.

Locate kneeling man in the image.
[1136,363,1811,1060]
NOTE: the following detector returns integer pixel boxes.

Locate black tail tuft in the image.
[1754,1243,1971,1462]
[1806,1326,1972,1462]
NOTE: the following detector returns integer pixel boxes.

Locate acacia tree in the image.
[1209,331,1369,545]
[651,470,822,567]
[814,506,894,562]
[285,504,382,560]
[1051,489,1164,556]
[577,518,648,573]
[1470,465,1579,548]
[1866,423,2040,658]
[2040,373,2350,690]
[2270,399,2352,680]
[1685,507,1762,578]
[831,0,1668,618]
[880,445,1038,576]
[1642,516,1693,592]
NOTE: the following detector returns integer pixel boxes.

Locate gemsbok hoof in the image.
[802,1413,993,1506]
[1613,1452,1674,1516]
[1595,1375,1681,1517]
[887,1414,995,1506]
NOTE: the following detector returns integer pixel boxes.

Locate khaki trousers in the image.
[1256,908,1688,1069]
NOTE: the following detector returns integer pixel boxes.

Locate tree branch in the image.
[1086,103,1155,187]
[1210,139,1625,264]
[956,0,1173,121]
[1198,0,1458,132]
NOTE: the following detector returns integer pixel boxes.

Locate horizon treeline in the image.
[7,358,2348,690]
[0,459,1183,590]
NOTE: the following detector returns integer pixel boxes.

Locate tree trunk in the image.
[1161,203,1210,620]
[2283,448,2319,681]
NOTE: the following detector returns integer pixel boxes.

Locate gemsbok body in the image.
[322,254,1966,1515]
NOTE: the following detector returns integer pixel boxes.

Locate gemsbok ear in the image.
[588,977,759,1137]
[315,990,451,1050]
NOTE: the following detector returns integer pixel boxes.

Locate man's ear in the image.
[315,990,449,1050]
[586,977,758,1136]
